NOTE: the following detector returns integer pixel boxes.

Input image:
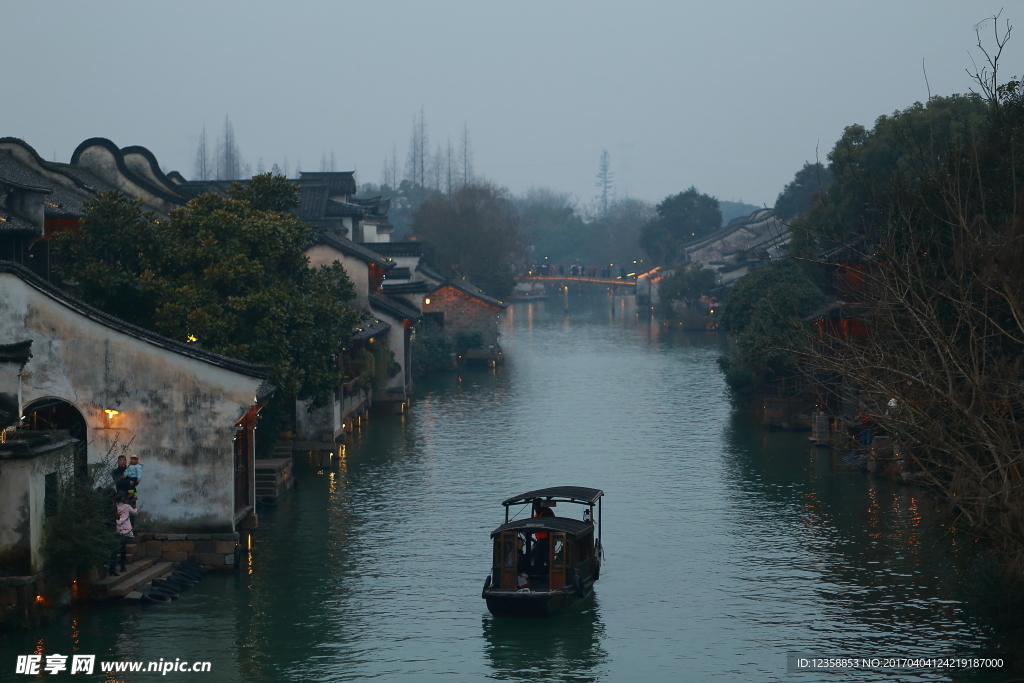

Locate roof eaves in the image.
[0,260,272,379]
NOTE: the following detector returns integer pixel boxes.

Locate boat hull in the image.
[484,582,593,616]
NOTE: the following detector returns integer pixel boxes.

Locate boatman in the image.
[531,500,555,572]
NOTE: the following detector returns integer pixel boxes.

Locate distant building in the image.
[422,279,508,354]
[684,209,790,285]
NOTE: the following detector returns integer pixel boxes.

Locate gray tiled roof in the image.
[51,164,120,195]
[351,318,391,343]
[431,278,507,309]
[298,171,356,196]
[297,183,329,220]
[350,196,391,217]
[0,152,90,218]
[0,210,40,233]
[324,198,366,218]
[366,241,423,258]
[382,281,429,294]
[415,263,444,283]
[315,231,393,269]
[370,293,421,321]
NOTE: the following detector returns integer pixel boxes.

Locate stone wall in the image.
[136,531,240,569]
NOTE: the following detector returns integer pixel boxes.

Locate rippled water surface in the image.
[2,293,1015,681]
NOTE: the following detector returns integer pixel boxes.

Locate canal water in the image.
[2,292,1015,681]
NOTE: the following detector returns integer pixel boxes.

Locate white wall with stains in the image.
[0,270,268,533]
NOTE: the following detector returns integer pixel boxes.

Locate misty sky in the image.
[2,2,1013,210]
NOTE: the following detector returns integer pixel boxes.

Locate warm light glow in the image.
[424,298,431,305]
[368,337,375,343]
[104,409,119,419]
[186,334,198,343]
[35,595,44,603]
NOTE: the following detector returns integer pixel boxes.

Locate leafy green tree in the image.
[411,319,453,377]
[789,94,988,260]
[718,260,825,396]
[359,179,443,240]
[52,174,363,452]
[412,182,527,297]
[639,187,721,265]
[522,203,589,263]
[656,263,717,317]
[773,162,832,221]
[719,200,760,224]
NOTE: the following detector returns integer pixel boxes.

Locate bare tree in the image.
[800,25,1024,578]
[595,150,614,218]
[445,137,454,196]
[428,145,444,191]
[216,116,244,180]
[459,122,474,187]
[405,108,428,186]
[193,126,212,181]
[320,151,337,172]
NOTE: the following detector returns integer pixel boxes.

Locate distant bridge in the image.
[516,275,636,287]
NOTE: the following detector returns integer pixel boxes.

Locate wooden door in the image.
[549,532,567,589]
[498,532,518,589]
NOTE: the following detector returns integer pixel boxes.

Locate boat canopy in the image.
[490,517,594,538]
[502,487,604,507]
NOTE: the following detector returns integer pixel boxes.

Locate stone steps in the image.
[92,557,155,595]
[105,561,174,598]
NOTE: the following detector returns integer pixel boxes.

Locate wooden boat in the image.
[482,486,604,616]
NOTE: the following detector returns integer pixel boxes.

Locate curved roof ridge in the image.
[120,144,186,196]
[0,260,271,379]
[0,137,100,193]
[70,138,186,205]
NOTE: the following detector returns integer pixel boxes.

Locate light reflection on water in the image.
[1,292,1013,682]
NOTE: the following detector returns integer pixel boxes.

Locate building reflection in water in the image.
[482,598,608,682]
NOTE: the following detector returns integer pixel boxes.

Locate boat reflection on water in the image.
[481,598,609,682]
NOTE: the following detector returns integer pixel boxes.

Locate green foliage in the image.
[773,162,832,221]
[454,330,484,355]
[371,341,402,390]
[719,200,761,224]
[413,183,528,298]
[789,94,988,260]
[639,187,722,265]
[52,175,364,453]
[411,321,453,377]
[228,173,300,212]
[719,260,825,394]
[359,180,444,239]
[656,263,717,314]
[42,439,127,594]
[523,203,590,263]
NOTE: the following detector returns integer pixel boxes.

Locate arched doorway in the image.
[23,397,87,475]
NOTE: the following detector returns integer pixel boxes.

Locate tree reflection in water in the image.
[482,597,608,682]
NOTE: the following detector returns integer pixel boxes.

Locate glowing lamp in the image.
[424,298,431,305]
[104,409,119,419]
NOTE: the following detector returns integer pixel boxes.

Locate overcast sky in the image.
[2,2,1013,209]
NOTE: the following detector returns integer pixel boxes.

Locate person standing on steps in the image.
[111,454,130,494]
[109,493,137,575]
